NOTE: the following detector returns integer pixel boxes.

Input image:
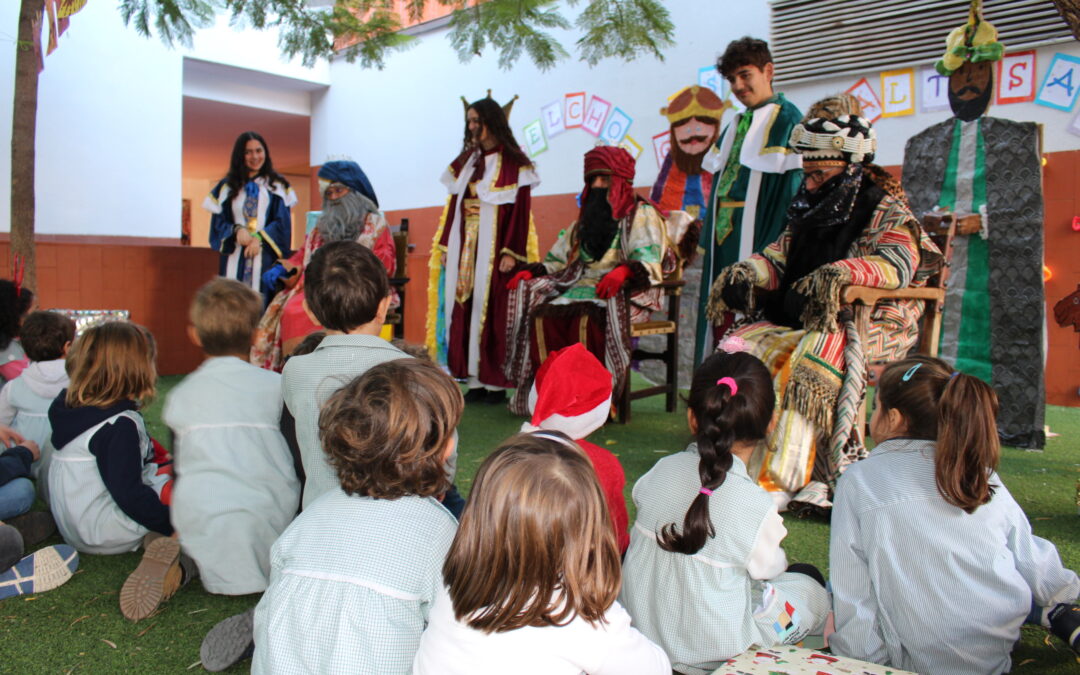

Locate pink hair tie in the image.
[716,377,738,396]
[699,487,713,496]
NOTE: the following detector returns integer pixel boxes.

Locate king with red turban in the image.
[504,146,678,415]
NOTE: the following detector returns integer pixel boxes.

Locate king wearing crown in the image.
[426,94,541,404]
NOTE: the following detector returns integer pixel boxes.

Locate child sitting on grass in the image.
[413,432,669,674]
[0,279,34,384]
[253,358,463,674]
[48,321,191,620]
[519,344,630,553]
[829,356,1079,674]
[281,240,412,508]
[165,278,299,596]
[0,310,75,497]
[620,350,830,674]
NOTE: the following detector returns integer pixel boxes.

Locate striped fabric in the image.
[253,490,457,675]
[719,194,933,503]
[830,438,1080,675]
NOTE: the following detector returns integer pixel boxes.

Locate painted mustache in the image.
[952,84,985,100]
[678,135,711,145]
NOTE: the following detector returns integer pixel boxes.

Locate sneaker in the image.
[0,544,78,600]
[201,608,256,672]
[5,511,56,550]
[0,525,23,574]
[1048,603,1080,655]
[119,535,183,621]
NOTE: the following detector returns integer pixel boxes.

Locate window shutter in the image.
[771,0,1073,85]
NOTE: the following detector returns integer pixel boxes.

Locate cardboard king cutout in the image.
[649,86,731,219]
[902,1,1045,448]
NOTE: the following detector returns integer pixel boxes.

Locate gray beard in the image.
[317,190,377,243]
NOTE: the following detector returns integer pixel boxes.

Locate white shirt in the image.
[830,438,1079,675]
[413,585,670,675]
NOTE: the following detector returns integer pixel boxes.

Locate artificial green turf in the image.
[2,375,1077,673]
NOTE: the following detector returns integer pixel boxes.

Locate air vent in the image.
[771,0,1073,84]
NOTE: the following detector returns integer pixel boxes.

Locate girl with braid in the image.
[620,346,830,674]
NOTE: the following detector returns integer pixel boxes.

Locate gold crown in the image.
[461,89,519,118]
[661,85,731,125]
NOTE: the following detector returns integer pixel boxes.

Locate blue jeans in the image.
[0,477,34,521]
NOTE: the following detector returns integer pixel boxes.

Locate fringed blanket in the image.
[504,259,633,415]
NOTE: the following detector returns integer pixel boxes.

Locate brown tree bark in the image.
[11,0,43,293]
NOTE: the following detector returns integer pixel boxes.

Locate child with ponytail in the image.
[620,349,830,674]
[830,355,1079,675]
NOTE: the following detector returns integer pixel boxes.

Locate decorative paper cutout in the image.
[652,131,671,169]
[581,96,612,137]
[698,65,723,96]
[920,67,951,112]
[522,119,547,157]
[845,77,882,122]
[600,107,632,145]
[1036,53,1080,111]
[540,100,565,138]
[996,51,1037,105]
[619,135,643,160]
[881,68,915,117]
[564,92,586,128]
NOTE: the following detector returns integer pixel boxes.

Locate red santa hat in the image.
[520,343,613,441]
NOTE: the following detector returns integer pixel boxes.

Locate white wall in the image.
[0,3,324,237]
[781,42,1080,167]
[311,2,772,210]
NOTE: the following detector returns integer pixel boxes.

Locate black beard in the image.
[579,188,619,261]
[949,81,993,122]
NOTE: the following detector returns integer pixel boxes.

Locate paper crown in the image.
[935,2,1004,76]
[461,89,519,119]
[661,85,731,125]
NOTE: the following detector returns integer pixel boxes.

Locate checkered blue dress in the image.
[252,490,457,674]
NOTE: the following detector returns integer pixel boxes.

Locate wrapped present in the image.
[713,645,915,675]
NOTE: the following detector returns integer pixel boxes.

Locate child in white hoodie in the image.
[0,311,76,491]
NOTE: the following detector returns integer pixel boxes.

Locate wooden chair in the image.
[617,277,685,424]
[616,217,696,424]
[386,218,412,340]
[842,211,969,427]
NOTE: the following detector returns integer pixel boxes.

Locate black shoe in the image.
[201,608,256,672]
[483,389,507,405]
[5,511,56,550]
[464,388,487,403]
[1048,603,1080,655]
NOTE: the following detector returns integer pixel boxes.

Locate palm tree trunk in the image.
[11,0,43,292]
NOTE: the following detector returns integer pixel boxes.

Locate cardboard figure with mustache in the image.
[902,1,1046,448]
[650,85,731,219]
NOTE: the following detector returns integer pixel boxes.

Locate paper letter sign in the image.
[564,92,586,128]
[522,120,547,157]
[541,100,565,138]
[652,131,671,169]
[920,67,950,112]
[997,51,1036,105]
[582,96,612,137]
[845,78,882,122]
[698,65,722,96]
[1036,53,1080,111]
[881,69,915,117]
[600,107,632,145]
[619,135,643,161]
